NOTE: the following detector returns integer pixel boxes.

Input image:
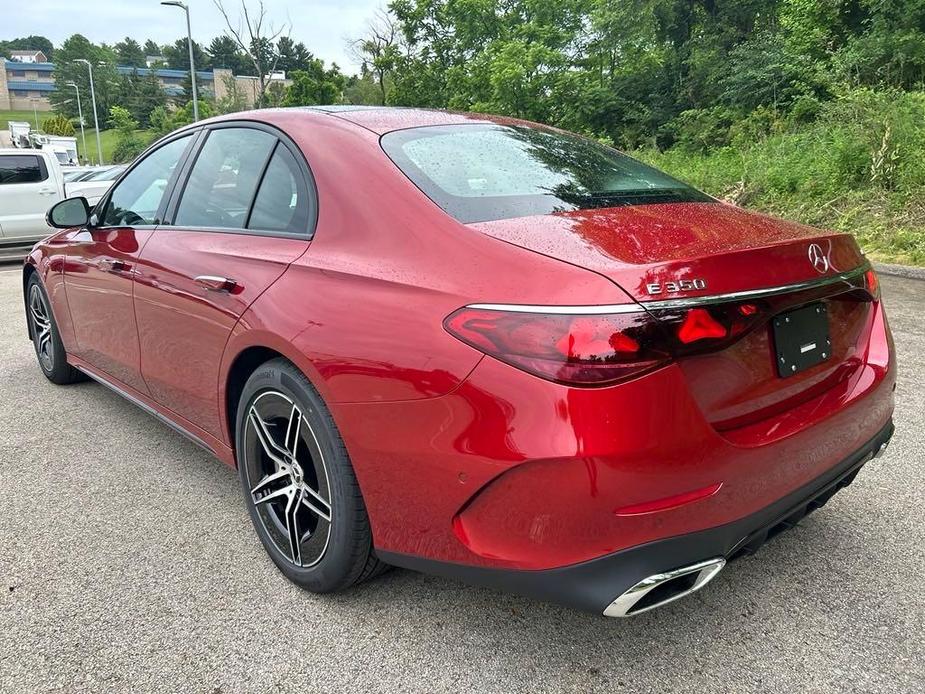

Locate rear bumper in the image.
[379,419,894,615]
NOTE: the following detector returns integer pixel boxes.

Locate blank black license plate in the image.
[772,303,831,378]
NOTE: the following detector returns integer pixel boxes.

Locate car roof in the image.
[215,106,522,136]
[300,106,499,134]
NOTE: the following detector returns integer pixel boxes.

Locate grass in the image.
[634,90,925,266]
[2,109,154,165]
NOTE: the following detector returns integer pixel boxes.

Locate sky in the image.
[1,0,382,72]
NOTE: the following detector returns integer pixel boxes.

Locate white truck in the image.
[0,149,89,261]
[7,121,32,148]
[41,135,80,167]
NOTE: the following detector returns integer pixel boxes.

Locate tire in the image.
[26,275,83,385]
[236,357,388,592]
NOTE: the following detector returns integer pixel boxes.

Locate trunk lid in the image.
[469,202,865,302]
[470,202,874,435]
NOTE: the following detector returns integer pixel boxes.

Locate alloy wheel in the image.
[243,390,332,568]
[29,284,53,371]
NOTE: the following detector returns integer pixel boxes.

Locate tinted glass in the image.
[102,135,192,226]
[248,145,308,233]
[0,155,47,184]
[381,124,713,223]
[175,128,276,229]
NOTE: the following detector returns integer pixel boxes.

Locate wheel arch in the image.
[22,262,37,340]
[220,330,334,459]
[224,345,285,454]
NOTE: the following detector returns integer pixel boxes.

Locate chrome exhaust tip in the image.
[603,557,726,617]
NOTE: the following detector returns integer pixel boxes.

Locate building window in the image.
[11,70,26,77]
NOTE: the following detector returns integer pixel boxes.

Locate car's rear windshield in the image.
[381,124,713,223]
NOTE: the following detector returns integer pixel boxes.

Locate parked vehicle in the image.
[0,149,72,260]
[40,136,79,167]
[62,167,98,183]
[7,121,31,148]
[64,165,126,206]
[25,108,895,617]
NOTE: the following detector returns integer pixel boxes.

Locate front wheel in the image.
[236,358,388,592]
[26,275,82,385]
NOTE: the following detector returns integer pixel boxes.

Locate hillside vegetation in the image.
[636,88,925,264]
[352,0,925,264]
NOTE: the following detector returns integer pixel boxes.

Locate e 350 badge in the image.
[646,278,707,296]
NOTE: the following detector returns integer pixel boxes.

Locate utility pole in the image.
[66,81,88,164]
[162,1,200,121]
[74,59,104,165]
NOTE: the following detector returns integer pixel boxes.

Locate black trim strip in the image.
[75,366,215,454]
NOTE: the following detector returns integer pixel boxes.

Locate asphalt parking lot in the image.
[0,265,922,693]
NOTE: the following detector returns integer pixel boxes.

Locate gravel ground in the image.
[0,266,922,693]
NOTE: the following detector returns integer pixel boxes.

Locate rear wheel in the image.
[26,275,82,385]
[236,358,387,592]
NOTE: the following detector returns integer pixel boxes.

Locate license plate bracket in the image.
[772,303,831,378]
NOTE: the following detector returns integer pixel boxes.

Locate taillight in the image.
[648,301,769,356]
[864,268,880,300]
[444,308,670,386]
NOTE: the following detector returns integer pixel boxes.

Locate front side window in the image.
[174,127,277,229]
[0,155,47,184]
[102,135,193,227]
[381,124,713,223]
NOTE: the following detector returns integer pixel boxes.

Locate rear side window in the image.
[381,124,713,223]
[0,155,48,184]
[175,127,276,229]
[247,145,309,233]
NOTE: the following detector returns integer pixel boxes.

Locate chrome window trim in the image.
[465,302,644,315]
[466,262,870,315]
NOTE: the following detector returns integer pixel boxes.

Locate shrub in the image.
[42,114,75,136]
[668,107,739,152]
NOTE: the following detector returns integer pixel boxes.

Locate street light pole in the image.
[75,59,104,165]
[162,1,199,121]
[66,81,88,165]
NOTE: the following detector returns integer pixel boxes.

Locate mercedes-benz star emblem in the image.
[808,243,829,274]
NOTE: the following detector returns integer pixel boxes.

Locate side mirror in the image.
[46,197,91,229]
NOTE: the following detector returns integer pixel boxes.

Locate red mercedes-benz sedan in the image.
[25,107,894,617]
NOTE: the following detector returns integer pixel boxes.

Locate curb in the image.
[873,262,925,281]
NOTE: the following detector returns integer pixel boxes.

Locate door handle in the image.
[98,258,130,273]
[39,188,56,195]
[195,275,237,292]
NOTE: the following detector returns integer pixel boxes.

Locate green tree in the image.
[0,35,54,59]
[143,39,162,59]
[349,10,401,104]
[48,34,119,122]
[108,105,147,163]
[113,70,167,127]
[282,61,346,106]
[114,37,146,67]
[276,36,314,74]
[208,35,248,73]
[215,74,248,114]
[163,37,211,71]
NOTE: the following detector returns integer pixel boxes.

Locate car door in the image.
[133,123,315,439]
[62,132,196,392]
[0,153,57,239]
